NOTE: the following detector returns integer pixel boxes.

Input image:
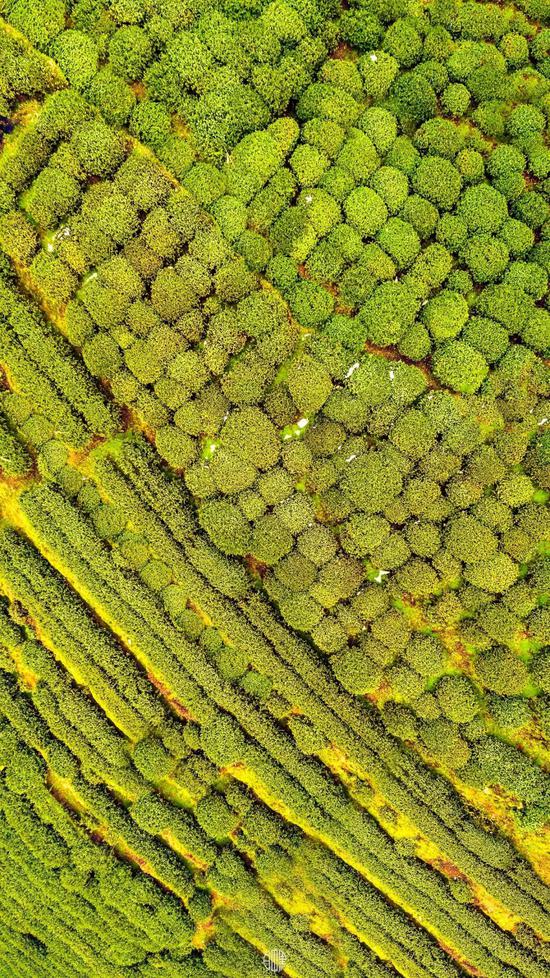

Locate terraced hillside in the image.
[0,1,549,976]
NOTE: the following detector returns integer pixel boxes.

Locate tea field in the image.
[0,1,549,976]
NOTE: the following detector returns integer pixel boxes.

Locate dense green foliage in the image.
[0,1,549,976]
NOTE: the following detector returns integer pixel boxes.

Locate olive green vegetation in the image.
[0,0,549,976]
